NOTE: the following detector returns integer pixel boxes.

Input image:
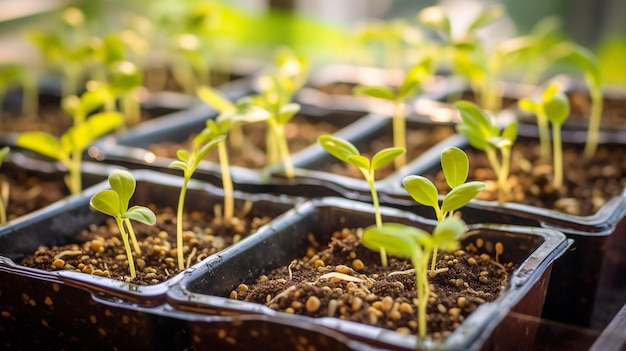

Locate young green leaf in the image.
[441,181,486,214]
[16,132,65,161]
[89,189,120,218]
[441,146,469,188]
[318,135,359,163]
[362,223,427,259]
[544,92,570,126]
[402,175,440,210]
[346,155,370,171]
[277,103,301,125]
[431,217,466,251]
[197,85,236,113]
[353,85,395,101]
[108,168,136,215]
[372,147,406,171]
[124,206,156,225]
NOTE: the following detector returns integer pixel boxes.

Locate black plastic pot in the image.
[385,129,626,329]
[589,301,626,351]
[0,170,296,350]
[167,197,570,351]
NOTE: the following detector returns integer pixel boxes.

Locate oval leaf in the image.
[277,103,301,125]
[402,175,440,209]
[441,147,468,189]
[346,155,370,171]
[353,85,395,101]
[432,217,466,251]
[318,135,359,163]
[168,160,188,172]
[502,121,518,144]
[90,189,120,217]
[197,86,235,113]
[372,147,405,171]
[15,132,64,161]
[108,169,136,214]
[441,181,486,213]
[362,223,424,259]
[193,135,226,169]
[456,124,489,150]
[124,205,156,225]
[544,92,570,126]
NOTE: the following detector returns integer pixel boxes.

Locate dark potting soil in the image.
[232,228,515,339]
[429,141,626,216]
[2,163,68,221]
[21,204,272,285]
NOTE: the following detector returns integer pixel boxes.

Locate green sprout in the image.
[352,18,420,69]
[402,146,485,270]
[0,147,9,225]
[563,45,603,159]
[196,86,271,221]
[318,134,405,267]
[169,134,224,271]
[362,217,466,339]
[254,49,309,178]
[518,82,558,161]
[16,91,123,194]
[418,5,508,111]
[353,57,433,169]
[90,169,156,279]
[454,101,518,203]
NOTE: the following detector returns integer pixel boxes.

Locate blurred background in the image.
[0,0,624,85]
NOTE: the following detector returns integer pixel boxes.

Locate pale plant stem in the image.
[552,125,563,189]
[364,168,387,267]
[536,111,551,161]
[218,141,234,221]
[274,125,294,178]
[123,92,141,126]
[124,218,141,254]
[176,177,189,271]
[392,101,406,169]
[116,217,136,278]
[499,147,512,203]
[414,254,429,339]
[68,151,82,195]
[584,88,603,159]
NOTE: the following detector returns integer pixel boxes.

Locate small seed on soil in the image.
[115,254,127,261]
[399,302,413,315]
[334,265,351,274]
[381,296,394,313]
[454,250,465,257]
[327,299,338,316]
[291,301,302,310]
[52,259,65,269]
[351,297,363,311]
[480,253,491,261]
[257,275,269,283]
[457,297,467,308]
[314,259,325,268]
[136,259,146,270]
[476,238,484,248]
[305,296,321,313]
[229,291,237,299]
[352,259,364,271]
[437,304,447,313]
[238,284,249,292]
[467,257,477,265]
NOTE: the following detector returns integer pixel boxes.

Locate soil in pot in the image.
[20,203,272,285]
[428,140,626,216]
[230,227,516,339]
[147,112,361,169]
[2,162,68,221]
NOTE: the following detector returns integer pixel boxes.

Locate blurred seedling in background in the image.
[454,101,517,203]
[353,56,433,169]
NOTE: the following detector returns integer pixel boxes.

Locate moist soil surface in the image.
[2,163,68,221]
[429,141,626,216]
[231,228,515,340]
[21,204,272,285]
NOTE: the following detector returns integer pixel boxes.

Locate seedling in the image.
[353,57,433,168]
[196,86,271,221]
[402,146,485,270]
[254,49,308,178]
[563,45,603,159]
[169,134,224,270]
[362,217,466,339]
[454,101,518,203]
[318,134,405,266]
[90,169,156,279]
[0,147,9,225]
[352,18,419,69]
[16,91,123,194]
